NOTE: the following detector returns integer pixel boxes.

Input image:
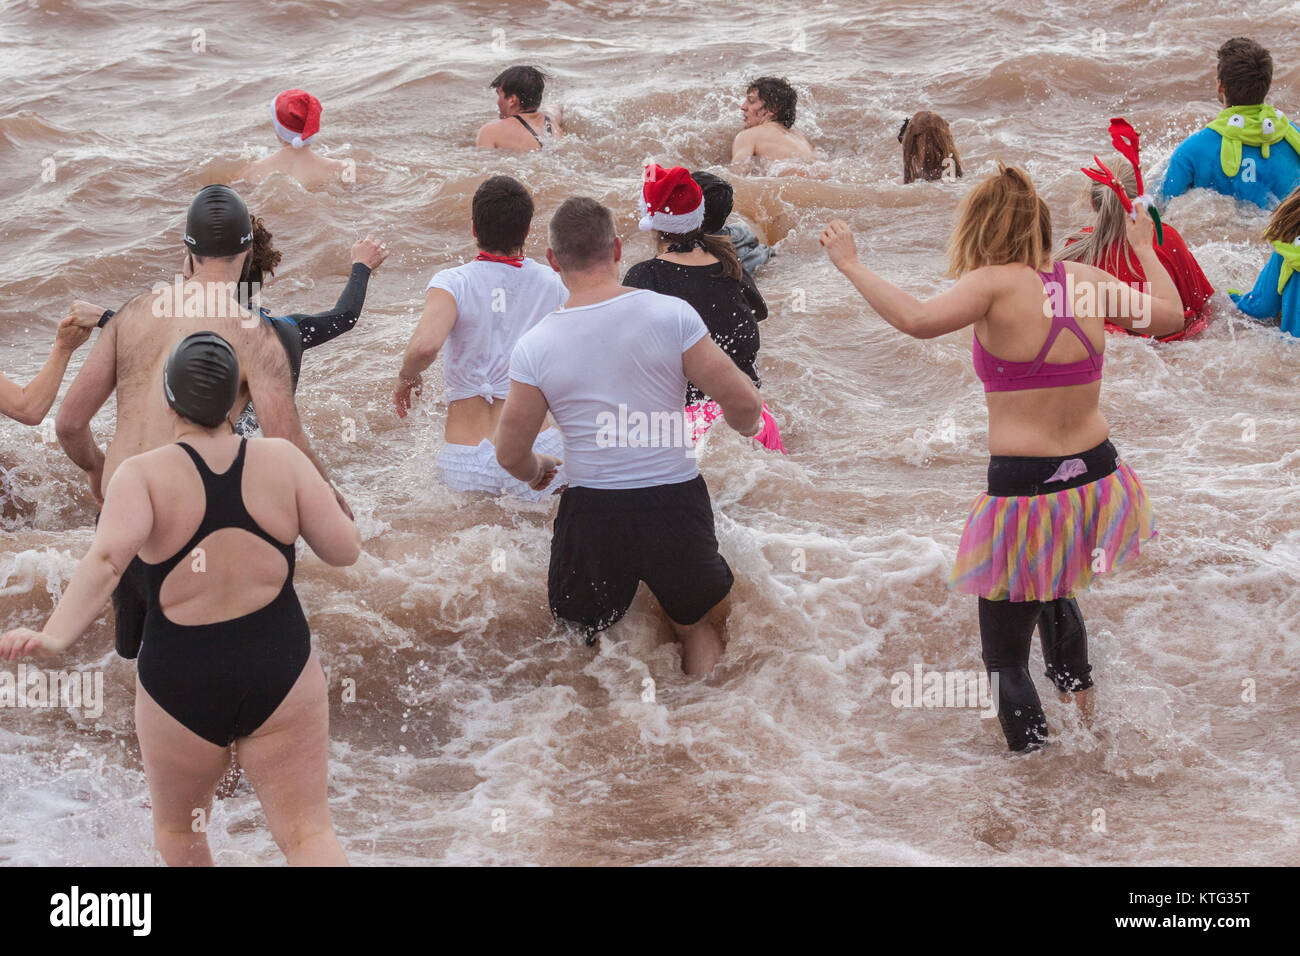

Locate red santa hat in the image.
[270,89,322,148]
[638,164,705,233]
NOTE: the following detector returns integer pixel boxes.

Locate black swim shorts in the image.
[547,474,734,642]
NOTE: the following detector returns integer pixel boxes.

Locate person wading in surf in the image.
[476,66,564,152]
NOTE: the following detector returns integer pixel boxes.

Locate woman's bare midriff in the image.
[444,396,507,447]
[985,384,1110,458]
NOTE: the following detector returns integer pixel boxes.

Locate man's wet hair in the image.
[1217,37,1273,107]
[549,196,615,271]
[472,175,534,253]
[747,76,798,128]
[491,65,547,112]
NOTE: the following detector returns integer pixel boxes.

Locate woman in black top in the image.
[623,221,783,451]
[623,227,767,406]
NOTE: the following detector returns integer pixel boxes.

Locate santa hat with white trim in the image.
[638,164,705,233]
[270,89,322,148]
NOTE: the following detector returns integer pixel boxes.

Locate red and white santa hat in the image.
[638,163,705,233]
[270,89,322,148]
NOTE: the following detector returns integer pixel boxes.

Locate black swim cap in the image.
[184,185,254,258]
[691,171,734,235]
[163,332,240,428]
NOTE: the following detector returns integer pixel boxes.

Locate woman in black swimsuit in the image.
[0,333,361,865]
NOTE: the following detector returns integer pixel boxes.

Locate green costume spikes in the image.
[1270,239,1300,294]
[1208,105,1300,177]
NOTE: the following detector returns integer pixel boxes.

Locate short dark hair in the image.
[747,76,797,128]
[472,176,534,253]
[1217,37,1272,107]
[491,66,546,112]
[549,197,615,271]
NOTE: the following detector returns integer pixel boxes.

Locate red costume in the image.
[1065,224,1214,342]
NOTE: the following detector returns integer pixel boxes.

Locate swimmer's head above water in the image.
[491,65,546,118]
[690,171,734,234]
[184,184,253,261]
[742,76,797,129]
[164,332,240,429]
[900,111,962,184]
[270,89,323,148]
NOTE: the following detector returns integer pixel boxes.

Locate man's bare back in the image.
[730,123,815,164]
[95,288,298,489]
[239,146,351,189]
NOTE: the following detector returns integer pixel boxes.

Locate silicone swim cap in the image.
[184,185,254,258]
[163,332,240,428]
[691,171,734,235]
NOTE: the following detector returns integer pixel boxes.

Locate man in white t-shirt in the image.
[495,196,763,676]
[394,175,568,500]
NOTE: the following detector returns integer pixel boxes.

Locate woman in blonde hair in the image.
[820,164,1183,752]
[1058,155,1214,342]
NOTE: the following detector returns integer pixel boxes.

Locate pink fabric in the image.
[684,400,786,454]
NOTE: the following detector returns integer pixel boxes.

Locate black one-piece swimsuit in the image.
[136,440,311,747]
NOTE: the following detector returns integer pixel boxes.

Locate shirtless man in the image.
[55,184,349,659]
[239,89,351,189]
[730,76,815,165]
[476,66,564,151]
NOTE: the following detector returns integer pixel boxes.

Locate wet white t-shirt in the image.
[510,289,709,490]
[427,257,568,403]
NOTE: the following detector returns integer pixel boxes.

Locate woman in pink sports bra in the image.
[820,163,1183,753]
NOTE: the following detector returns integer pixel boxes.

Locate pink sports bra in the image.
[972,261,1104,393]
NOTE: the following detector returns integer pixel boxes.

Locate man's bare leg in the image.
[667,598,730,677]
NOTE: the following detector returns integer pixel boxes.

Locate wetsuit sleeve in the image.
[285,262,372,350]
[740,269,768,322]
[622,260,657,290]
[1230,253,1284,320]
[1158,137,1198,203]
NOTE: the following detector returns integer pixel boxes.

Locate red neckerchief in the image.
[475,252,524,267]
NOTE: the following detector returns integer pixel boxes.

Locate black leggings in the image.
[977,440,1113,752]
[979,597,1093,752]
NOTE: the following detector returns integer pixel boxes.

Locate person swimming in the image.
[1229,185,1300,336]
[691,170,775,280]
[820,164,1183,752]
[1158,37,1300,210]
[1058,154,1214,342]
[898,111,963,184]
[476,66,564,151]
[624,164,784,452]
[78,214,389,433]
[238,89,354,189]
[730,76,815,165]
[1,332,361,865]
[0,306,92,426]
[393,175,568,499]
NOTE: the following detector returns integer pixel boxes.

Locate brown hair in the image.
[235,215,280,309]
[473,175,534,254]
[1055,154,1141,274]
[946,163,1049,277]
[549,196,616,271]
[902,111,963,184]
[1263,186,1300,243]
[747,76,797,128]
[654,229,741,281]
[1217,37,1272,107]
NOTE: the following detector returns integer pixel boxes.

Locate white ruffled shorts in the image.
[436,428,565,502]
